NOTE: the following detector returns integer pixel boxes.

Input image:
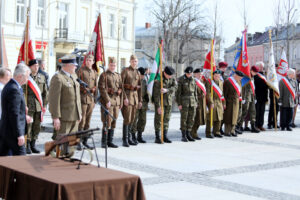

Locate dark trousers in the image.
[0,138,26,156]
[255,101,266,127]
[268,99,279,127]
[280,107,293,129]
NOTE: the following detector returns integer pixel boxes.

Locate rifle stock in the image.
[45,141,55,156]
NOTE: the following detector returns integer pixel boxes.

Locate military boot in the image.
[163,130,172,143]
[83,136,94,150]
[26,140,32,154]
[30,140,40,154]
[107,129,118,148]
[181,130,188,142]
[251,123,260,133]
[155,131,163,144]
[131,132,138,145]
[122,125,130,147]
[101,130,107,148]
[186,131,195,142]
[137,131,146,143]
[128,125,136,145]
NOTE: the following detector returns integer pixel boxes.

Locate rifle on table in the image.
[45,128,100,157]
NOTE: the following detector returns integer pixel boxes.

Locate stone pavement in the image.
[36,105,300,200]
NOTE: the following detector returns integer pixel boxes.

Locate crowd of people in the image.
[0,54,299,156]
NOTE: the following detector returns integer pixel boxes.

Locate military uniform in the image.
[153,69,177,143]
[98,70,122,148]
[176,72,198,142]
[121,65,142,146]
[23,72,48,153]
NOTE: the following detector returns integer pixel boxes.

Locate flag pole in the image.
[25,7,30,105]
[269,30,277,131]
[210,39,214,130]
[160,41,164,143]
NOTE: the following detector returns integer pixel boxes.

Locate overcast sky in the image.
[135,0,300,48]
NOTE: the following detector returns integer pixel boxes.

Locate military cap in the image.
[28,59,38,67]
[138,67,146,75]
[108,57,117,64]
[184,66,193,73]
[219,62,228,68]
[213,69,222,75]
[165,66,175,75]
[235,70,244,77]
[130,54,138,60]
[60,54,78,66]
[251,65,259,72]
[193,68,203,73]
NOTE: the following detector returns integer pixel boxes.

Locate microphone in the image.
[76,78,88,88]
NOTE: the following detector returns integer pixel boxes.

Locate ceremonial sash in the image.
[249,80,255,95]
[207,79,224,101]
[282,77,295,100]
[27,76,44,121]
[228,77,242,101]
[195,78,206,96]
[256,73,267,83]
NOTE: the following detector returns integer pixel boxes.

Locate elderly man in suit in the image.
[48,54,82,155]
[0,63,30,156]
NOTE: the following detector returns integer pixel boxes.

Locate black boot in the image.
[101,130,107,148]
[137,132,146,143]
[251,123,260,133]
[181,131,188,142]
[128,125,136,145]
[131,132,138,145]
[163,130,172,143]
[26,140,32,154]
[30,140,40,154]
[107,129,118,148]
[155,131,163,144]
[186,131,195,141]
[122,125,130,147]
[83,136,94,150]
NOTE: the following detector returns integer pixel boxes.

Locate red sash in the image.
[207,79,225,101]
[249,80,255,95]
[228,77,242,101]
[256,73,267,83]
[282,77,295,100]
[27,76,44,121]
[195,78,206,96]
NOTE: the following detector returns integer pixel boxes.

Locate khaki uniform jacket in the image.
[98,70,122,107]
[278,78,296,108]
[196,81,207,123]
[242,79,254,103]
[140,78,149,109]
[121,66,142,105]
[176,75,197,107]
[77,66,98,104]
[223,78,241,125]
[153,73,177,107]
[49,71,82,121]
[205,80,224,121]
[23,73,48,112]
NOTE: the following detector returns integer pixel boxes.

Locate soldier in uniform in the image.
[218,62,228,82]
[121,55,142,147]
[191,68,206,140]
[22,59,48,154]
[153,66,177,143]
[176,66,197,142]
[76,54,98,149]
[130,67,149,144]
[237,66,260,133]
[48,54,82,155]
[205,70,224,138]
[98,57,122,148]
[223,71,244,137]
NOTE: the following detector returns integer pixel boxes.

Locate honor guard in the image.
[176,66,198,142]
[23,59,48,154]
[98,57,122,148]
[152,66,177,143]
[218,62,229,81]
[121,55,142,147]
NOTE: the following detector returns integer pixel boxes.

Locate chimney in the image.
[145,22,151,29]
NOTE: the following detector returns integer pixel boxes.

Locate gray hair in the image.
[287,68,295,75]
[0,68,11,78]
[256,61,264,67]
[13,63,30,77]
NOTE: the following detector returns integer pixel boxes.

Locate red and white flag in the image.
[203,40,216,79]
[195,78,206,96]
[17,9,35,65]
[277,50,288,82]
[82,14,105,73]
[27,76,45,121]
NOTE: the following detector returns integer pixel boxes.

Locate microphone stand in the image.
[80,82,116,168]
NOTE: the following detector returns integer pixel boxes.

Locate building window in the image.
[121,58,126,68]
[109,14,115,38]
[121,17,127,40]
[37,0,45,27]
[16,0,25,24]
[58,2,68,29]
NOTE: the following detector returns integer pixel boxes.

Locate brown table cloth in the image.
[0,155,146,200]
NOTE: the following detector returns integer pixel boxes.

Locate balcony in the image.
[54,28,85,43]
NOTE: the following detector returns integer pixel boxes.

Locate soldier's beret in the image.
[138,67,145,75]
[165,66,175,75]
[213,69,222,75]
[28,59,38,66]
[218,62,228,68]
[251,65,259,72]
[108,57,116,64]
[235,70,245,77]
[193,68,203,73]
[184,66,193,73]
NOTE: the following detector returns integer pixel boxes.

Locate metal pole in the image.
[160,42,164,143]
